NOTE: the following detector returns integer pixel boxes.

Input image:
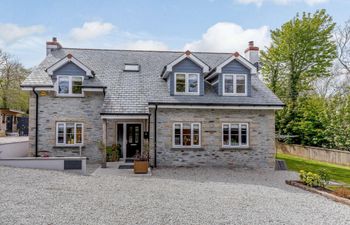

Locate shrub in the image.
[334,187,350,199]
[299,170,325,187]
[317,169,330,187]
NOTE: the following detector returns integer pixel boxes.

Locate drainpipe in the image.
[148,113,151,162]
[154,104,158,168]
[32,88,39,157]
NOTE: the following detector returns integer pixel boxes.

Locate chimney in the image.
[244,41,259,67]
[46,37,62,55]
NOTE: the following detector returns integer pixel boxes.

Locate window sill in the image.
[55,94,84,98]
[171,147,204,151]
[222,93,248,97]
[54,145,85,148]
[174,93,200,96]
[219,147,251,151]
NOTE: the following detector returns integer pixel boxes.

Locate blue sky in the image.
[0,0,348,67]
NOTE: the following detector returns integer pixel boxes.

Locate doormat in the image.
[119,165,134,169]
[125,159,134,163]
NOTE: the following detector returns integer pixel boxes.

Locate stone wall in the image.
[150,108,276,169]
[28,91,104,162]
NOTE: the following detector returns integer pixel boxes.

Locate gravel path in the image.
[0,166,349,225]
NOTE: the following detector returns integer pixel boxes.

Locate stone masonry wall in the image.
[28,91,104,162]
[150,108,276,169]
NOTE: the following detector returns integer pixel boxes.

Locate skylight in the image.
[124,64,140,72]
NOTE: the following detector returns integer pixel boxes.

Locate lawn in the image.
[276,153,350,185]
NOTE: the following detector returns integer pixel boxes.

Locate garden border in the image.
[286,180,350,206]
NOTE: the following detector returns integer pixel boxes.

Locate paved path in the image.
[0,136,28,144]
[0,166,349,225]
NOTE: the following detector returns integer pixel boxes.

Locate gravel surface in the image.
[0,166,349,225]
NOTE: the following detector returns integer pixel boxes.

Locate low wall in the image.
[276,142,350,167]
[0,141,29,158]
[0,157,87,175]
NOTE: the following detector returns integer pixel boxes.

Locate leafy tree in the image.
[0,50,30,112]
[261,10,337,138]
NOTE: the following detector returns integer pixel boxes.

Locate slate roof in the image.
[22,47,284,114]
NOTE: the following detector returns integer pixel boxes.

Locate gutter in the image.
[148,102,285,107]
[32,88,39,157]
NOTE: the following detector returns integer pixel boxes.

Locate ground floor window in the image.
[222,123,249,147]
[56,122,83,145]
[173,123,201,147]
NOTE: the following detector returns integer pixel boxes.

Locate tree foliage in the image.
[0,50,30,112]
[261,10,350,151]
[262,9,337,104]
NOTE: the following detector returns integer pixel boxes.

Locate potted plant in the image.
[134,144,149,174]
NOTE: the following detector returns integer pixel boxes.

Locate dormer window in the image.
[175,73,199,95]
[57,75,83,96]
[124,64,140,72]
[223,74,247,96]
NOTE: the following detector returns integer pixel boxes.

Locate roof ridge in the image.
[60,47,234,55]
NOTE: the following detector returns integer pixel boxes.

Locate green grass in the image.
[276,153,350,185]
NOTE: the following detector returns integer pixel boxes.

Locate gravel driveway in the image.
[0,166,349,225]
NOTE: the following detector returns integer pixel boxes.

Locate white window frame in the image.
[223,74,248,96]
[222,123,249,148]
[56,122,84,146]
[56,75,84,97]
[174,73,200,95]
[172,122,201,148]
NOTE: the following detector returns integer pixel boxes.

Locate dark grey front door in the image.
[126,124,141,158]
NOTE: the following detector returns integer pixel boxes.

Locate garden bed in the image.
[286,180,350,206]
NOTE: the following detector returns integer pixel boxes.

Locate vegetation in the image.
[261,10,350,151]
[277,153,350,185]
[0,50,30,112]
[333,187,350,199]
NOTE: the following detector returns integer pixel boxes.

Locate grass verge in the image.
[276,153,350,185]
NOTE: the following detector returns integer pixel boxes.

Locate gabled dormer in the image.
[46,53,96,97]
[161,50,209,96]
[206,49,258,97]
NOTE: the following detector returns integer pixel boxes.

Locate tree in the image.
[261,10,337,137]
[0,50,30,112]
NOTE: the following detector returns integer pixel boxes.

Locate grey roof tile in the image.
[22,48,284,114]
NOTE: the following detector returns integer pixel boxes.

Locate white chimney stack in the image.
[244,41,259,67]
[46,37,62,55]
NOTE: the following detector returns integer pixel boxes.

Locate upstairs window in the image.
[56,122,83,146]
[57,76,83,96]
[173,123,201,147]
[222,123,249,147]
[175,73,199,95]
[223,74,247,95]
[124,64,140,72]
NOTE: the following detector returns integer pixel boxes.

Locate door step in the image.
[119,165,133,169]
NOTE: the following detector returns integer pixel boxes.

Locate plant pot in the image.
[101,162,107,168]
[134,160,148,174]
[111,152,117,162]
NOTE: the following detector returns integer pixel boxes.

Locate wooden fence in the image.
[276,142,350,167]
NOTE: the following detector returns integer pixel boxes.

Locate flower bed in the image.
[286,180,350,206]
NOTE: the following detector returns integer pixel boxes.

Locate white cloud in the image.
[236,0,328,6]
[0,23,45,44]
[70,21,114,41]
[120,40,169,51]
[183,22,270,54]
